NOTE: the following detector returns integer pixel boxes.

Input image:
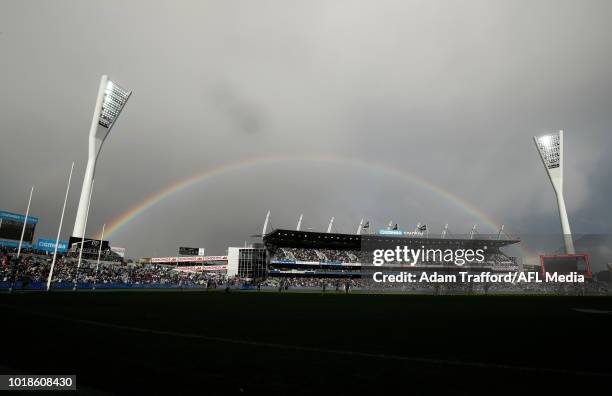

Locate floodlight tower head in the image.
[534,131,563,194]
[100,80,131,124]
[91,76,132,156]
[533,130,575,254]
[72,75,131,238]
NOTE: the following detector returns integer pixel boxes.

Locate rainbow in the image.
[97,155,504,240]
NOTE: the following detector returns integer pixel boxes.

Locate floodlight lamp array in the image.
[535,133,560,169]
[99,80,131,129]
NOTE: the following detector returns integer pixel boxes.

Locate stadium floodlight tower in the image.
[72,75,131,238]
[534,130,575,254]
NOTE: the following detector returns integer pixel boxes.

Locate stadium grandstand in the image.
[0,205,608,294]
[0,249,230,290]
[264,228,521,279]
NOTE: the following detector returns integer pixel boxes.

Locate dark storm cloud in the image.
[209,82,265,135]
[0,0,610,258]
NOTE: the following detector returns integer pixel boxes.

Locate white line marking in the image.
[573,308,612,315]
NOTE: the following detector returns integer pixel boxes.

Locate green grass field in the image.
[1,290,611,395]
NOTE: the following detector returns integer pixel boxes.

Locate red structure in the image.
[540,253,592,279]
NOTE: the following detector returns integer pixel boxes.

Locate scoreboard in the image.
[179,247,205,256]
[0,211,38,243]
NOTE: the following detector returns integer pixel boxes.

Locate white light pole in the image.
[469,224,477,240]
[497,224,505,240]
[16,186,34,258]
[93,223,105,290]
[441,224,448,239]
[73,75,131,238]
[46,162,74,291]
[534,130,575,254]
[261,210,270,237]
[9,186,34,293]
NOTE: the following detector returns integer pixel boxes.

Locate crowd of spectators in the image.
[0,251,227,287]
[273,247,360,263]
[261,277,360,292]
[1,250,609,295]
[272,247,520,270]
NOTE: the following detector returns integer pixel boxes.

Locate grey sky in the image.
[1,0,611,257]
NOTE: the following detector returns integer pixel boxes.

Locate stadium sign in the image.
[151,255,228,263]
[36,238,68,253]
[320,261,343,266]
[173,265,228,272]
[271,259,296,264]
[0,239,33,249]
[68,237,110,253]
[377,229,404,236]
[377,229,424,237]
[0,211,39,224]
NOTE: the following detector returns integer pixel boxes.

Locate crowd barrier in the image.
[0,281,211,290]
[0,282,344,291]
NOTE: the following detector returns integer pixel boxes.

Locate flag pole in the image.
[47,162,74,291]
[74,179,94,291]
[93,223,105,290]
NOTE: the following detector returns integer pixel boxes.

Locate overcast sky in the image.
[1,0,611,258]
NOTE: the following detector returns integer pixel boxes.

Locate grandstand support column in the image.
[327,217,335,233]
[73,75,131,238]
[470,225,477,240]
[47,162,74,291]
[441,224,448,239]
[356,219,363,235]
[296,214,303,231]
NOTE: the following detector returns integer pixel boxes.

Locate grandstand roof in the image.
[264,229,362,249]
[263,229,520,250]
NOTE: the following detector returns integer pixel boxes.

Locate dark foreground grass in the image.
[1,290,611,395]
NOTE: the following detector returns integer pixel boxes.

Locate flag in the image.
[418,224,427,231]
[362,221,370,229]
[392,224,398,230]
